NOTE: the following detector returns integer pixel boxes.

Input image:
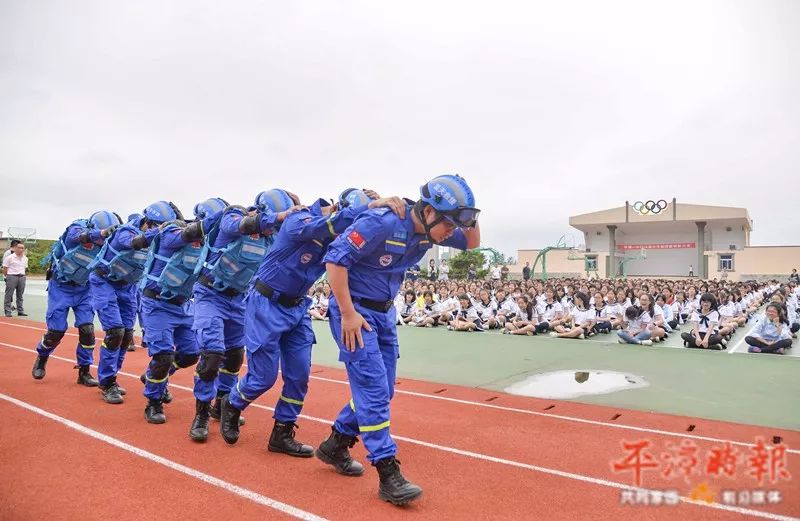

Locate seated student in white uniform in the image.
[745,303,793,354]
[681,293,725,350]
[617,306,654,346]
[474,288,500,330]
[534,288,564,334]
[449,293,481,332]
[670,291,686,329]
[502,295,537,335]
[434,286,460,327]
[716,290,739,339]
[590,292,610,335]
[600,290,623,333]
[550,292,594,339]
[495,289,518,328]
[309,287,330,321]
[731,290,748,327]
[411,291,439,328]
[654,294,675,335]
[396,289,417,326]
[639,293,667,343]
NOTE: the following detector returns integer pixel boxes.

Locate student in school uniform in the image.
[639,293,667,343]
[396,290,417,326]
[474,288,499,330]
[716,291,739,339]
[449,293,481,332]
[434,286,460,326]
[745,303,793,354]
[495,289,518,328]
[502,295,537,335]
[669,291,686,330]
[681,293,725,350]
[534,288,564,334]
[412,291,439,328]
[591,292,612,335]
[654,294,675,335]
[550,292,594,339]
[617,306,654,346]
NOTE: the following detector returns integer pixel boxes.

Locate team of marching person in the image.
[30,174,480,506]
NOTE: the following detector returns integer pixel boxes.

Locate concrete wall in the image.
[708,246,800,281]
[707,224,747,251]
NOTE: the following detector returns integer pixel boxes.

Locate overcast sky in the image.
[1,0,798,257]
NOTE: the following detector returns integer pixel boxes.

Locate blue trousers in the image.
[328,297,399,463]
[141,296,199,400]
[90,273,137,386]
[192,284,247,402]
[37,279,96,366]
[228,290,314,423]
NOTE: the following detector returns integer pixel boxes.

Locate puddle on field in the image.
[505,370,649,399]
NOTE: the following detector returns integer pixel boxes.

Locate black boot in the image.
[268,420,314,458]
[219,394,242,445]
[210,394,245,425]
[315,426,365,476]
[375,457,423,505]
[162,387,173,404]
[100,380,124,404]
[144,398,166,424]
[76,365,98,387]
[32,355,48,380]
[189,400,211,442]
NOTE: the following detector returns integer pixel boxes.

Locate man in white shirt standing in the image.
[490,264,501,282]
[3,241,29,317]
[438,259,450,281]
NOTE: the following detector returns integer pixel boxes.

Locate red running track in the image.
[1,318,798,520]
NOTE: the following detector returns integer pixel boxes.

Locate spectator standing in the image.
[428,259,438,281]
[790,269,799,284]
[490,264,501,282]
[501,264,509,281]
[467,265,477,281]
[522,261,531,281]
[3,241,28,317]
[689,264,694,277]
[438,259,450,281]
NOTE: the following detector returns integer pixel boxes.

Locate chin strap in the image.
[414,202,446,243]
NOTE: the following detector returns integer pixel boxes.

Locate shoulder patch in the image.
[372,207,392,216]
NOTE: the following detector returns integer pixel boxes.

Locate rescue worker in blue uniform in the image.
[218,189,405,456]
[90,203,175,404]
[187,191,298,441]
[138,200,225,424]
[31,211,122,385]
[129,213,145,353]
[318,175,480,505]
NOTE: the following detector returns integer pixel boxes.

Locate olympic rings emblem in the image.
[632,199,668,215]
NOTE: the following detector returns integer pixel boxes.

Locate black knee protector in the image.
[174,353,199,369]
[222,347,245,373]
[791,323,800,334]
[149,352,175,381]
[103,327,126,350]
[196,352,224,382]
[122,328,135,349]
[42,329,66,348]
[77,323,95,346]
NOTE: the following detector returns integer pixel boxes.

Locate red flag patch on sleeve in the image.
[347,230,366,250]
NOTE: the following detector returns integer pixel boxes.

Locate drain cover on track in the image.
[504,370,649,399]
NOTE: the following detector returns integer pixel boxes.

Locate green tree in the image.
[448,249,486,279]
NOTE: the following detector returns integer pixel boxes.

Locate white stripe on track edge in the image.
[0,343,798,521]
[0,392,328,521]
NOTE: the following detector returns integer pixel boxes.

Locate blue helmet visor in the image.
[440,207,480,228]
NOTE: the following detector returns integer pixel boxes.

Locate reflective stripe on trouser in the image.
[142,297,198,400]
[192,284,246,402]
[328,299,399,463]
[37,279,97,366]
[90,275,137,386]
[226,290,314,421]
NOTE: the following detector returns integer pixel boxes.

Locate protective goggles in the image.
[438,207,480,228]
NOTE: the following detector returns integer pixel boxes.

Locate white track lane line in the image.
[1,343,798,521]
[0,392,328,521]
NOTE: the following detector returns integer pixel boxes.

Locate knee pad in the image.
[222,347,245,373]
[149,352,175,381]
[42,329,66,348]
[103,327,126,350]
[77,323,95,346]
[792,323,800,334]
[122,328,135,349]
[174,353,199,369]
[196,352,224,382]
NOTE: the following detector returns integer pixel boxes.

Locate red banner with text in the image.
[618,242,696,251]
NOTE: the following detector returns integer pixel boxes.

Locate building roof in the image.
[569,200,753,231]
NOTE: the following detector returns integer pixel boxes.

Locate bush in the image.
[449,250,487,279]
[19,240,56,275]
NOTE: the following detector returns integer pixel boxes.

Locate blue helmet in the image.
[254,189,295,213]
[338,188,371,208]
[144,201,182,224]
[89,210,122,230]
[193,197,228,219]
[419,174,479,228]
[127,213,145,226]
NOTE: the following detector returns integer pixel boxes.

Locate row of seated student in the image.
[321,276,797,355]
